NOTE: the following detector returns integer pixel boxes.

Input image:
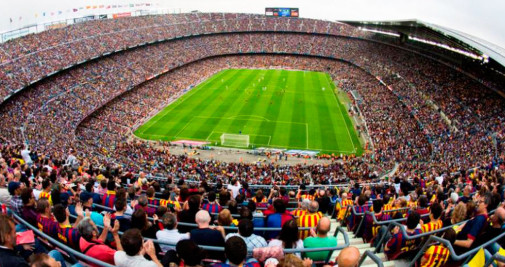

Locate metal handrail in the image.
[409,231,505,267]
[9,209,115,267]
[358,250,384,267]
[485,251,505,267]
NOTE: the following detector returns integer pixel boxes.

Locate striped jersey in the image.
[37,214,58,236]
[160,199,181,210]
[101,190,116,209]
[147,197,160,206]
[57,224,81,251]
[421,220,443,233]
[298,212,323,239]
[202,203,222,214]
[38,191,52,205]
[421,245,450,267]
[291,209,306,218]
[385,228,422,260]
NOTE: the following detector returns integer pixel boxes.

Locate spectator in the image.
[268,219,304,257]
[298,201,323,240]
[0,214,29,266]
[225,219,267,257]
[0,174,11,206]
[265,199,294,239]
[421,203,443,233]
[385,211,422,260]
[78,216,122,267]
[291,199,310,217]
[336,246,360,267]
[20,187,38,226]
[102,180,116,209]
[114,228,162,267]
[156,212,189,252]
[8,181,23,214]
[36,198,59,236]
[454,193,491,251]
[131,208,159,239]
[162,239,203,267]
[202,191,222,214]
[303,217,337,261]
[53,203,83,251]
[179,194,201,233]
[212,236,260,267]
[112,198,132,232]
[190,210,225,261]
[136,195,156,217]
[419,228,456,267]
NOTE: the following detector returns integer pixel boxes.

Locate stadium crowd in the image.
[0,12,504,267]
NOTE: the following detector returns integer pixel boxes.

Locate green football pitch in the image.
[135,69,363,155]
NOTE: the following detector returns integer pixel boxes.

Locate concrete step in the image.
[361,260,396,267]
[361,252,386,265]
[355,243,373,249]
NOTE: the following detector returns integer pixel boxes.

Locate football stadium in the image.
[0,1,504,267]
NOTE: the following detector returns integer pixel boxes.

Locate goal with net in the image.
[220,133,250,148]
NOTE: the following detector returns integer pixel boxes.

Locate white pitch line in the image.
[305,123,309,149]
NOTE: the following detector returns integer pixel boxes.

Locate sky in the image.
[1,0,504,50]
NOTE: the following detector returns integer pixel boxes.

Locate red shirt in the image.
[79,237,116,267]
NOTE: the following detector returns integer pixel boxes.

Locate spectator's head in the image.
[477,193,492,213]
[78,218,99,242]
[337,246,360,267]
[176,240,203,266]
[239,207,252,220]
[156,205,168,218]
[341,192,348,199]
[36,198,51,215]
[278,254,304,267]
[42,179,51,190]
[451,202,467,223]
[0,214,16,249]
[316,217,331,236]
[430,202,443,220]
[441,227,456,245]
[373,199,384,213]
[115,198,127,212]
[418,195,428,208]
[491,206,505,228]
[300,199,310,210]
[138,195,148,207]
[131,208,149,231]
[358,194,367,206]
[238,219,254,237]
[308,200,319,213]
[218,209,233,226]
[208,191,217,202]
[247,201,257,213]
[107,180,116,191]
[53,204,68,224]
[21,187,35,205]
[146,187,155,198]
[195,210,211,227]
[279,219,299,249]
[273,199,286,213]
[121,228,143,256]
[29,253,60,267]
[406,211,420,230]
[225,236,247,266]
[161,212,178,230]
[80,192,93,207]
[188,195,201,211]
[8,181,21,196]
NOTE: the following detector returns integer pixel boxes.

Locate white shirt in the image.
[435,175,444,185]
[21,149,32,165]
[156,229,190,252]
[228,183,242,199]
[114,251,157,267]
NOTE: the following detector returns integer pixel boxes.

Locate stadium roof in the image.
[341,19,505,68]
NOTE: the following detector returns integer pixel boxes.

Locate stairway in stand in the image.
[329,220,397,267]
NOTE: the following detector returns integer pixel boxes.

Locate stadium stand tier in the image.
[0,12,504,267]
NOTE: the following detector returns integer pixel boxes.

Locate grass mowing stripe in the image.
[187,69,264,140]
[289,71,307,148]
[222,69,276,136]
[136,70,229,135]
[311,72,340,152]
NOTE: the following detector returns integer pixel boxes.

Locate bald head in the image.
[195,210,211,226]
[316,217,331,236]
[342,192,348,199]
[337,246,360,267]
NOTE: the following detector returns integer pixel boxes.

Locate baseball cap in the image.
[8,181,20,195]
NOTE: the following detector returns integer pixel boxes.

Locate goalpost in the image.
[220,133,250,148]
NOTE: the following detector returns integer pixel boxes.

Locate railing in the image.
[409,231,505,267]
[10,209,115,267]
[358,250,384,267]
[485,252,505,267]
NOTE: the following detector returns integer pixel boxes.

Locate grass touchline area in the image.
[135,69,363,155]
